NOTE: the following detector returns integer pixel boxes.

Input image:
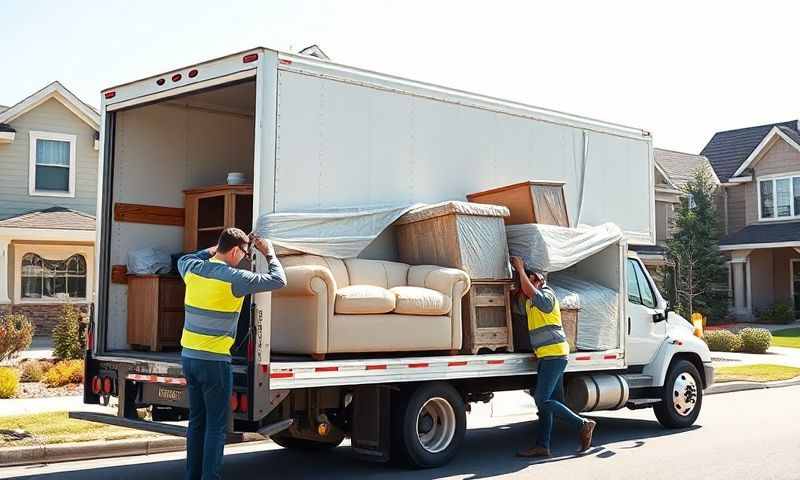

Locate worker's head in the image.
[216,228,250,266]
[526,268,546,289]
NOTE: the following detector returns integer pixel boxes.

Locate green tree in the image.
[666,168,729,323]
[52,304,85,360]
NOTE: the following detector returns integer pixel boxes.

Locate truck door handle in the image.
[627,317,631,335]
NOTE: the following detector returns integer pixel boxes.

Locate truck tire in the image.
[390,382,466,469]
[271,432,344,450]
[654,360,703,429]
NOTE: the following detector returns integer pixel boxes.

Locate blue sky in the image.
[2,1,800,153]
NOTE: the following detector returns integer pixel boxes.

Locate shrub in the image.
[704,330,742,352]
[42,360,84,387]
[52,304,85,360]
[19,360,46,383]
[738,328,773,354]
[757,303,794,325]
[0,313,34,362]
[0,367,19,398]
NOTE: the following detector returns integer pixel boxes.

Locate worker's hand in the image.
[249,233,274,257]
[205,245,218,256]
[510,256,525,272]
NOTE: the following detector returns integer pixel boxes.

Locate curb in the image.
[705,377,800,395]
[0,434,268,467]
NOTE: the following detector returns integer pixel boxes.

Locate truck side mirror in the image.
[653,301,671,323]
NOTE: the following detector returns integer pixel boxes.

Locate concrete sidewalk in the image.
[0,395,114,418]
[706,321,800,333]
[711,346,800,368]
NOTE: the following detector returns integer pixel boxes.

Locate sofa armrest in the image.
[271,265,336,355]
[274,265,337,297]
[407,265,471,298]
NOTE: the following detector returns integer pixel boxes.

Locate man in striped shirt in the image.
[178,228,286,480]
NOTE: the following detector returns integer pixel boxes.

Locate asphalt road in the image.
[4,386,800,480]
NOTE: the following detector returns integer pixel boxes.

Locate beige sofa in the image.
[271,255,470,357]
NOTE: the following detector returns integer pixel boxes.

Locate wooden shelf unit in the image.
[127,275,185,351]
[461,280,514,354]
[183,184,253,251]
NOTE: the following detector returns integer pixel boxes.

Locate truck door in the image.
[625,257,667,365]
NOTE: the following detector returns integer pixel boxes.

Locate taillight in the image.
[230,393,238,411]
[104,91,116,99]
[238,394,249,414]
[102,377,113,394]
[91,376,101,395]
[279,59,292,65]
[188,69,198,78]
[242,53,259,63]
[171,73,182,82]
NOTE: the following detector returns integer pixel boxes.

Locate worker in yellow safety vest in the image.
[511,256,596,458]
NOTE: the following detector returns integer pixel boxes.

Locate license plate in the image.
[156,386,185,403]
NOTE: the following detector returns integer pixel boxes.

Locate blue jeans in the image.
[534,357,586,449]
[182,356,232,480]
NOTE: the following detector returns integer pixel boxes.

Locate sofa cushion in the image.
[281,255,350,288]
[335,285,396,314]
[344,259,409,288]
[390,286,452,316]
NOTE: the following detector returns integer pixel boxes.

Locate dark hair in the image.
[217,228,249,254]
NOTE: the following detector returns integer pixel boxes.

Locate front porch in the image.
[720,222,800,320]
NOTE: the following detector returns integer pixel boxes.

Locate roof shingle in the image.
[0,207,95,231]
[719,221,800,246]
[655,149,718,189]
[700,120,799,183]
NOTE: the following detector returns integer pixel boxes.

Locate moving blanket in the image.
[551,275,620,351]
[254,204,421,259]
[506,222,623,273]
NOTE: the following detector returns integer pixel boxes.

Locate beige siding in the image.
[655,200,669,242]
[742,137,800,226]
[0,98,97,219]
[772,247,800,305]
[744,180,757,226]
[726,185,746,233]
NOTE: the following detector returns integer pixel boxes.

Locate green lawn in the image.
[0,411,161,447]
[771,328,800,348]
[715,364,800,383]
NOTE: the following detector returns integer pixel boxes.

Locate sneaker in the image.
[516,446,552,458]
[578,419,596,453]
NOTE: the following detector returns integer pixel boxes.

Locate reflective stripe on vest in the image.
[527,294,570,358]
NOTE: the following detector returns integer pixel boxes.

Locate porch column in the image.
[0,238,10,304]
[730,249,751,319]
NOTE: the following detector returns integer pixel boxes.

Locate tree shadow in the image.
[9,414,700,480]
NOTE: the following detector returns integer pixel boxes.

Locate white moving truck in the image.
[74,47,713,468]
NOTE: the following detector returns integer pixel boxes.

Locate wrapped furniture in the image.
[271,255,470,357]
[467,181,569,227]
[394,201,512,281]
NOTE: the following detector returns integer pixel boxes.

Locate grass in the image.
[0,411,161,447]
[771,328,800,348]
[715,364,800,383]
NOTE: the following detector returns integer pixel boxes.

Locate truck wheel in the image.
[391,382,466,469]
[654,360,703,429]
[271,432,344,450]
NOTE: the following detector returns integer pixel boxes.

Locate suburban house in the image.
[702,120,800,320]
[632,148,718,289]
[0,81,99,334]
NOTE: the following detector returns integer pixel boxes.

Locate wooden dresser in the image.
[127,275,185,351]
[183,184,253,251]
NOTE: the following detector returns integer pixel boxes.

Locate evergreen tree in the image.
[666,168,729,323]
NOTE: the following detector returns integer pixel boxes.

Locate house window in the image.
[28,131,76,197]
[759,174,800,220]
[21,253,87,300]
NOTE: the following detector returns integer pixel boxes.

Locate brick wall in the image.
[0,303,89,336]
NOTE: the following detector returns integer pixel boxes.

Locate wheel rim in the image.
[672,372,698,417]
[416,397,456,454]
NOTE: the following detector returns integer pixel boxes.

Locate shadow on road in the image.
[11,414,700,480]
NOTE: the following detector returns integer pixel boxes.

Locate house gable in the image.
[0,81,99,131]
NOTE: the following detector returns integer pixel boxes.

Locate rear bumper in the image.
[703,361,715,388]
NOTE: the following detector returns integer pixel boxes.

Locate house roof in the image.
[0,207,95,231]
[700,120,799,183]
[654,148,718,189]
[719,221,800,248]
[730,125,800,178]
[0,81,99,130]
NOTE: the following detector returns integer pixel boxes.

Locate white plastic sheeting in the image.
[506,222,623,273]
[254,204,421,259]
[551,274,620,351]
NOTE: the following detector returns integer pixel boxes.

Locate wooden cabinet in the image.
[467,181,569,227]
[183,184,253,251]
[461,281,514,354]
[127,276,185,351]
